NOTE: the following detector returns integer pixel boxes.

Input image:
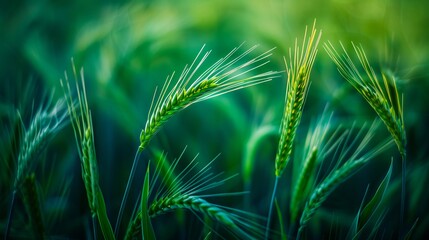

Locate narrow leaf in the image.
[404,218,419,240]
[275,199,287,240]
[96,187,115,240]
[358,160,393,230]
[142,164,156,240]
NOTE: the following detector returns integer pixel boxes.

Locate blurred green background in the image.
[1,0,429,238]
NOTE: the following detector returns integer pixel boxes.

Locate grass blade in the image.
[358,159,393,230]
[96,187,115,240]
[141,164,156,240]
[275,199,287,240]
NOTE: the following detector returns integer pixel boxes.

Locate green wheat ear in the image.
[139,44,279,151]
[125,149,266,240]
[6,95,67,239]
[61,62,115,240]
[14,98,68,190]
[290,111,332,223]
[266,22,321,240]
[324,42,407,234]
[117,44,279,234]
[324,42,406,158]
[297,121,394,239]
[275,22,322,177]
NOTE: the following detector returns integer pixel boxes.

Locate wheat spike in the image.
[125,149,266,240]
[14,98,68,189]
[297,121,394,238]
[139,44,278,151]
[324,42,406,158]
[275,22,322,177]
[290,111,332,223]
[61,62,115,240]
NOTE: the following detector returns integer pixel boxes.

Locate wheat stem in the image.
[400,152,407,238]
[114,149,141,236]
[264,176,279,240]
[4,190,16,240]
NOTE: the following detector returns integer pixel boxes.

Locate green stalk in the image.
[265,177,279,240]
[114,149,141,236]
[400,152,407,238]
[4,190,16,240]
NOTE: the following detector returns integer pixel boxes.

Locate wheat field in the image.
[1,0,429,239]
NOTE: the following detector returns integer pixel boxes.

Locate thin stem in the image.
[297,227,303,240]
[264,177,279,240]
[114,149,142,237]
[92,216,97,240]
[400,152,406,239]
[4,190,16,240]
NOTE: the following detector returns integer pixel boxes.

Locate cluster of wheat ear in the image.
[117,44,279,235]
[324,42,407,234]
[297,121,394,238]
[5,95,67,239]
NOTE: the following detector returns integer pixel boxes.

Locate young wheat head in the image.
[139,44,279,152]
[126,148,266,240]
[324,42,406,158]
[297,121,394,236]
[14,97,68,190]
[60,62,100,217]
[275,22,322,177]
